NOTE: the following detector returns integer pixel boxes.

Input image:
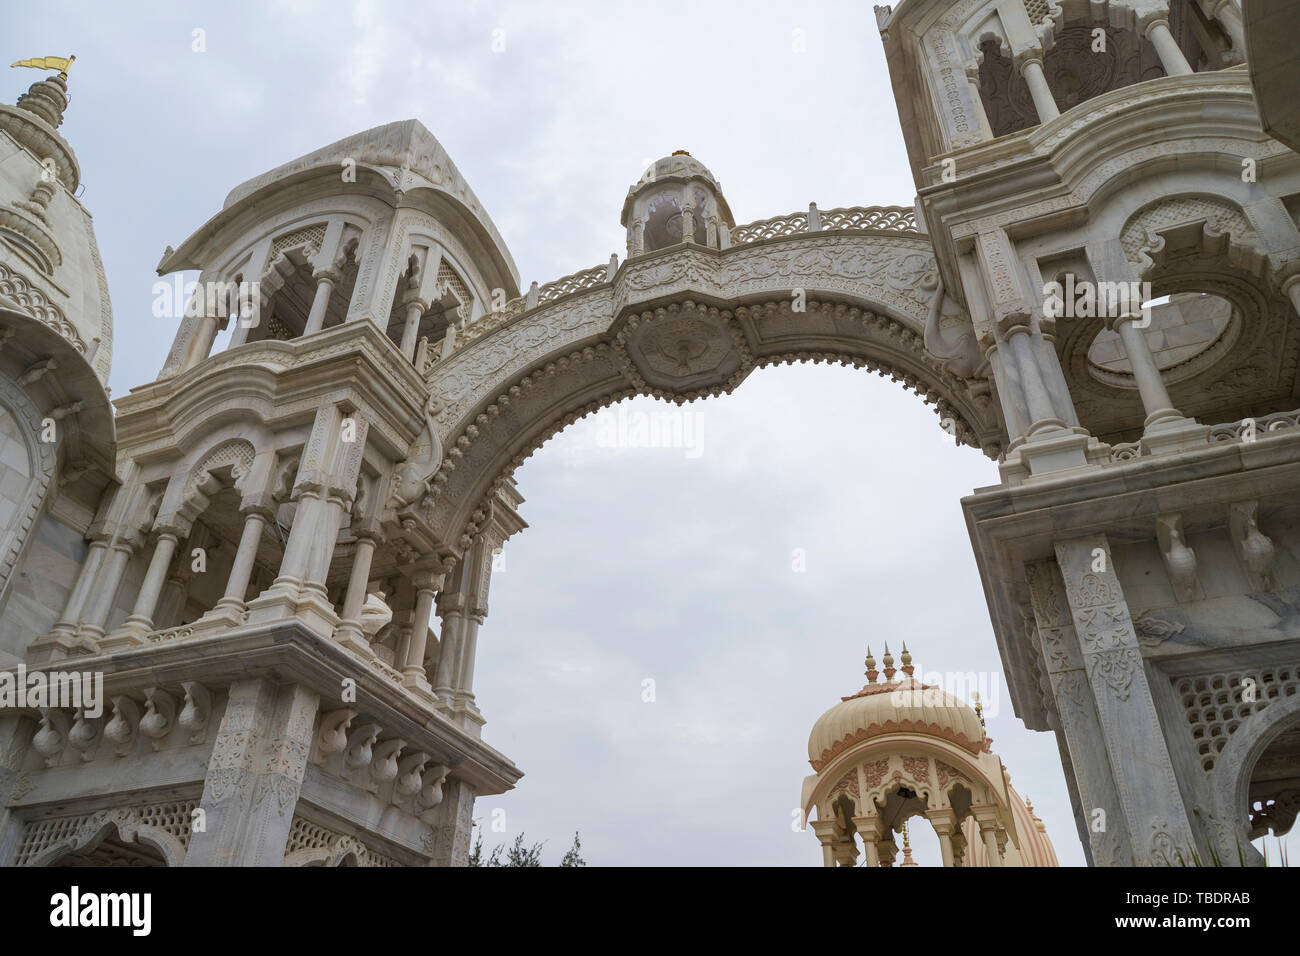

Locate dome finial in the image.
[973,692,986,734]
[900,821,918,866]
[900,641,914,678]
[882,642,896,682]
[864,646,879,684]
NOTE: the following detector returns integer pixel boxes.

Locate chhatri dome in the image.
[620,150,735,257]
[801,643,1057,867]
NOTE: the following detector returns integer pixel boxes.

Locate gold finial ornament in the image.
[10,55,75,78]
[671,149,691,156]
[973,692,986,733]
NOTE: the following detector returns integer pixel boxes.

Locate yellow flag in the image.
[10,56,75,76]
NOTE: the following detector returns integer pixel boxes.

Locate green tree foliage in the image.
[468,830,586,866]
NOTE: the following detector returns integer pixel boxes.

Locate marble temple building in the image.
[0,0,1298,866]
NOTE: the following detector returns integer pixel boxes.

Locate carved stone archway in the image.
[414,230,1002,551]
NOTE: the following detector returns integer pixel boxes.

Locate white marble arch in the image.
[1208,692,1300,866]
[24,811,187,867]
[420,233,1000,549]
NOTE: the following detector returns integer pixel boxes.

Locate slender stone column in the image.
[214,511,268,613]
[302,494,346,596]
[302,269,339,336]
[1213,0,1245,59]
[680,200,695,245]
[399,295,427,360]
[185,679,319,866]
[1007,329,1066,433]
[1020,58,1060,123]
[79,541,135,639]
[926,809,958,866]
[48,538,108,637]
[1146,19,1194,76]
[862,839,880,867]
[1109,312,1183,427]
[456,613,483,701]
[965,66,994,139]
[933,826,955,867]
[334,533,378,653]
[271,491,321,592]
[402,571,441,700]
[119,531,180,632]
[978,819,1003,866]
[433,591,466,703]
[189,315,221,368]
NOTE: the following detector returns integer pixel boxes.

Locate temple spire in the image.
[10,56,74,129]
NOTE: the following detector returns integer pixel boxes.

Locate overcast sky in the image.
[6,0,1102,866]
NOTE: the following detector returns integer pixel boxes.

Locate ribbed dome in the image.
[636,150,718,187]
[807,678,987,769]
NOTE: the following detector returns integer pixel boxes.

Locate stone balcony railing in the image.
[428,203,921,367]
[1107,407,1300,464]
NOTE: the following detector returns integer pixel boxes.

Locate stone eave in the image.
[113,321,428,461]
[18,618,523,796]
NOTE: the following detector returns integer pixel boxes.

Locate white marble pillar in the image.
[399,296,427,360]
[302,494,346,598]
[78,541,135,639]
[334,534,378,653]
[1020,58,1060,123]
[1146,19,1194,76]
[433,594,465,703]
[680,198,695,245]
[1110,312,1183,427]
[227,314,252,349]
[1008,329,1066,433]
[455,613,483,703]
[47,538,109,637]
[213,511,268,613]
[119,531,181,633]
[302,268,339,336]
[403,573,440,698]
[269,491,321,593]
[979,821,1003,866]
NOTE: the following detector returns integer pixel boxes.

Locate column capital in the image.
[312,266,342,286]
[1014,52,1045,74]
[1143,16,1173,38]
[238,499,277,522]
[1105,310,1147,332]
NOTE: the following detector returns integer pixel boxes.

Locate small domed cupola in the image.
[620,150,734,258]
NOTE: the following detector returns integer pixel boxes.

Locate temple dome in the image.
[620,150,734,255]
[634,151,719,188]
[806,647,986,768]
